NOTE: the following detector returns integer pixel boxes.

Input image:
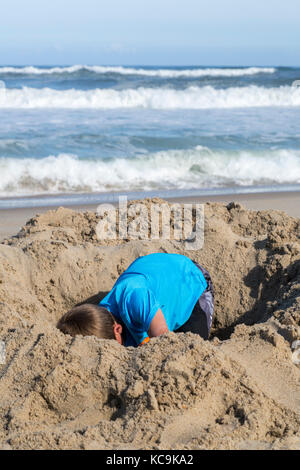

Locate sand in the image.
[1,190,300,242]
[0,198,299,450]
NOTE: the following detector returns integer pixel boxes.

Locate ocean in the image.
[0,65,300,209]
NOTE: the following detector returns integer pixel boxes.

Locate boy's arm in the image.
[147,308,169,338]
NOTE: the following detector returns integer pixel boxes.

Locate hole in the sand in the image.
[105,392,126,421]
[212,258,300,341]
[53,240,300,346]
[75,291,109,308]
[226,405,246,426]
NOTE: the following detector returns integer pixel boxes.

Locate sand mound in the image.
[0,199,299,449]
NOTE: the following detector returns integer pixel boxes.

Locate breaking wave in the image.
[0,85,299,109]
[1,147,300,196]
[0,65,276,77]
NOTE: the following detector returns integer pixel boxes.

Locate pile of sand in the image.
[0,199,299,450]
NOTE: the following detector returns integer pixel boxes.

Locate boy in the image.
[57,253,214,346]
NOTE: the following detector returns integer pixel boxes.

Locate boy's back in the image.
[100,253,207,346]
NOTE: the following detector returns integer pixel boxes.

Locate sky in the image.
[0,0,299,66]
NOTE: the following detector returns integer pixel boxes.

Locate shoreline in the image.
[1,190,300,241]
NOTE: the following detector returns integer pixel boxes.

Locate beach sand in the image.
[1,190,300,242]
[0,195,299,450]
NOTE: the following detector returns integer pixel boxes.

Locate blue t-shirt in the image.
[100,253,207,347]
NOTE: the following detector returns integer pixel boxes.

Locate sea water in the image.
[0,65,299,208]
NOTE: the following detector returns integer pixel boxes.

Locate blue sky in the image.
[1,0,299,65]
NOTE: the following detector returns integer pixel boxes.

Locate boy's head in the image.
[57,304,123,344]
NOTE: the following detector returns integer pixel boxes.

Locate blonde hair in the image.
[57,304,115,339]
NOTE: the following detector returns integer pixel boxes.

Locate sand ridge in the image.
[0,199,299,449]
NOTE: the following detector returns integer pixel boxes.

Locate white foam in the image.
[0,148,300,196]
[0,65,276,77]
[0,85,299,109]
